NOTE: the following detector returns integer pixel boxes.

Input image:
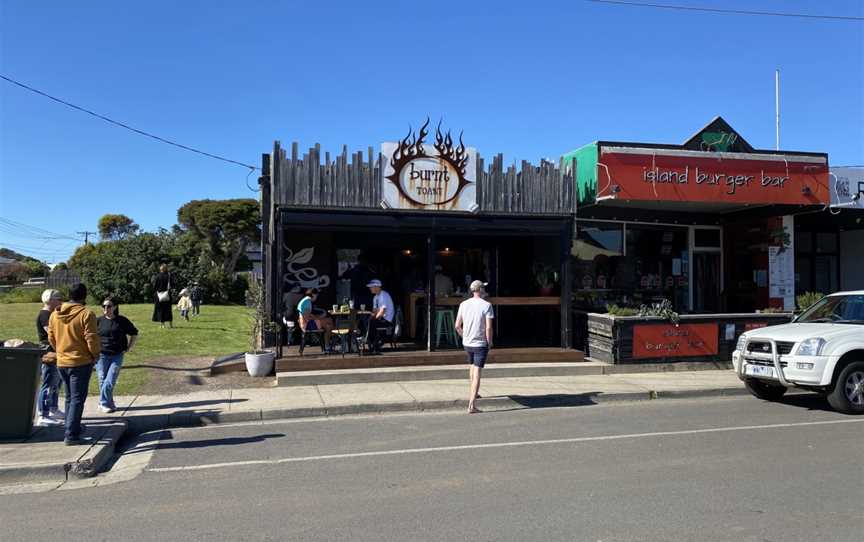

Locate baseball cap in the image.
[366,279,382,288]
[469,280,488,292]
[41,289,62,304]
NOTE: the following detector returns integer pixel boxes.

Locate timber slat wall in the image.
[271,141,575,215]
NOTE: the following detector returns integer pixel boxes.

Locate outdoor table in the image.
[407,294,560,338]
[327,310,373,354]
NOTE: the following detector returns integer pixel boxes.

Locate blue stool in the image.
[434,309,458,348]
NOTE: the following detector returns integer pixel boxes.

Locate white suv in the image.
[732,291,864,414]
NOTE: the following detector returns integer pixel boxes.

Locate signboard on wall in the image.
[382,119,477,211]
[632,323,719,359]
[596,148,830,206]
[768,215,795,311]
[830,167,864,210]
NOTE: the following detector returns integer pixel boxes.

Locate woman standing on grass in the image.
[96,296,138,413]
[151,263,173,328]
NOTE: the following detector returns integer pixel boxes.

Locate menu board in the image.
[768,246,794,310]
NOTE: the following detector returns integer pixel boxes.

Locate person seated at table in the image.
[434,265,454,296]
[297,288,333,349]
[365,279,394,354]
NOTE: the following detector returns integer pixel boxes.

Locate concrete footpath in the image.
[1,369,748,486]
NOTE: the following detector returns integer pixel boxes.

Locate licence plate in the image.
[745,364,775,378]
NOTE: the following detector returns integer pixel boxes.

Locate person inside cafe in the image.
[366,279,394,354]
[434,265,454,296]
[296,288,334,348]
[340,252,374,310]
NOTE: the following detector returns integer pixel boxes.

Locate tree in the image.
[98,214,140,240]
[176,199,260,276]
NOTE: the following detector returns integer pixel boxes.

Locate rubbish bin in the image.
[0,344,46,439]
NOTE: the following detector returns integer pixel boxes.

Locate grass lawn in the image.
[1,303,250,396]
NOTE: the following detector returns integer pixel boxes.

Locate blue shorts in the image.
[464,346,489,368]
[305,320,318,331]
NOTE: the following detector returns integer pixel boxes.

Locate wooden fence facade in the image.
[268,141,575,215]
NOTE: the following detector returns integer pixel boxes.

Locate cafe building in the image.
[260,120,582,367]
[260,116,836,367]
[563,116,831,363]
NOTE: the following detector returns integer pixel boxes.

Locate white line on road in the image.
[147,417,864,473]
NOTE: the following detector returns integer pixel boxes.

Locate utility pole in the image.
[775,68,781,151]
[77,231,97,245]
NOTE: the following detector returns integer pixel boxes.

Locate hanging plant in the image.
[769,225,792,254]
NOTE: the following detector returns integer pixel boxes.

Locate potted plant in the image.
[245,277,278,377]
[532,263,557,296]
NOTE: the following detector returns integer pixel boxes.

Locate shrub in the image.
[796,291,824,311]
[639,298,680,324]
[605,303,639,316]
[0,287,43,304]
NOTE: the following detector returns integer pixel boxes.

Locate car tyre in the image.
[744,378,787,401]
[827,361,864,415]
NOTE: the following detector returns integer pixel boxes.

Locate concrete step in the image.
[277,361,733,386]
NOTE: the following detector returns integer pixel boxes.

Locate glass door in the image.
[690,227,723,313]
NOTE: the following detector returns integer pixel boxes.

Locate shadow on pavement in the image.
[499,393,601,410]
[124,398,249,411]
[123,431,285,454]
[776,393,835,413]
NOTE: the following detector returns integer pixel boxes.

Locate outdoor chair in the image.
[378,307,403,351]
[298,324,326,355]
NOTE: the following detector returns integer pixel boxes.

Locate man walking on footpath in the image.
[455,280,494,414]
[48,283,101,445]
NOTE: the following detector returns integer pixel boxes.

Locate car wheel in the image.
[744,378,788,401]
[827,361,864,415]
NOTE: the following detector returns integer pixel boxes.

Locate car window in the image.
[797,295,864,324]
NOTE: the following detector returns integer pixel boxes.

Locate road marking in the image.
[147,417,864,473]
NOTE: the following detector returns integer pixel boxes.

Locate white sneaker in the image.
[36,416,63,427]
[99,405,115,413]
[49,408,65,420]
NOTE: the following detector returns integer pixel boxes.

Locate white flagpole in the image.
[775,69,781,151]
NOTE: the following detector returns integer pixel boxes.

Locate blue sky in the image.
[1,0,862,263]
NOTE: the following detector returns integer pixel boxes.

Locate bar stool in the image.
[434,308,457,348]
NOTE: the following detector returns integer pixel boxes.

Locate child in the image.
[177,288,193,321]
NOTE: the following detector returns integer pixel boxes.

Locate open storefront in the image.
[261,120,579,364]
[564,117,831,362]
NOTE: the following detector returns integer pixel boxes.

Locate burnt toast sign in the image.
[382,119,477,211]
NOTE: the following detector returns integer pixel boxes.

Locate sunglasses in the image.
[102,304,114,308]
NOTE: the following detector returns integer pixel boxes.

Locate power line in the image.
[0,74,260,171]
[77,231,97,245]
[585,0,864,21]
[0,217,83,241]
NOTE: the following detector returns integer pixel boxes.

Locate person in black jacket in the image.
[35,289,64,426]
[96,296,138,413]
[151,263,173,328]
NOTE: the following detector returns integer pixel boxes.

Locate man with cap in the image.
[35,289,64,426]
[455,280,494,413]
[365,279,394,353]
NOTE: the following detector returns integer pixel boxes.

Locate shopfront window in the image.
[795,230,839,295]
[572,221,690,312]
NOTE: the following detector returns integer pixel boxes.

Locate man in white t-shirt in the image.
[365,279,394,354]
[455,280,494,414]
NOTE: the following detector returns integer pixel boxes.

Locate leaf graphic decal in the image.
[291,247,314,265]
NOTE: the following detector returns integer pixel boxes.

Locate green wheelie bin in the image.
[0,344,46,439]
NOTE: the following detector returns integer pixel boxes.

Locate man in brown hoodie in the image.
[48,283,101,445]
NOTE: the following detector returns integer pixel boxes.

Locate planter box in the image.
[587,312,793,364]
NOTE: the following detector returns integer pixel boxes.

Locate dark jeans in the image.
[365,318,392,351]
[192,301,201,315]
[58,364,93,440]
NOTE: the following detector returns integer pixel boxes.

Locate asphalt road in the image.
[2,395,862,542]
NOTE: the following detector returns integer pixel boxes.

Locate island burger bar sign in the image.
[596,147,830,205]
[382,119,478,211]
